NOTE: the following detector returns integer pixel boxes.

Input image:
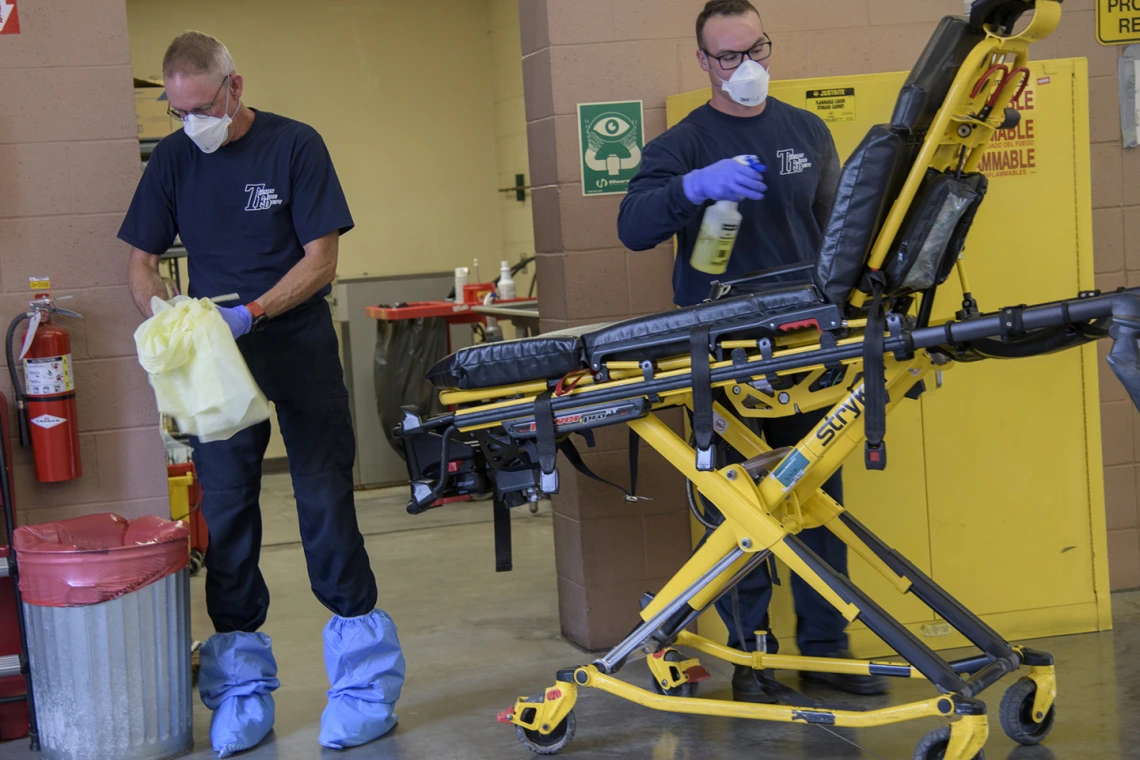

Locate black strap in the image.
[629,428,640,498]
[558,438,642,502]
[691,327,714,471]
[534,391,557,475]
[864,274,888,471]
[493,497,512,572]
[533,391,560,493]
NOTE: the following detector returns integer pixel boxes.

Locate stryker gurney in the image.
[395,1,1140,757]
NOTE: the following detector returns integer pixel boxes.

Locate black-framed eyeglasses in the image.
[167,75,230,121]
[703,37,772,70]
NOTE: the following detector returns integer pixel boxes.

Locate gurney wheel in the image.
[515,694,576,755]
[649,650,699,697]
[189,550,204,576]
[913,727,985,760]
[999,677,1055,745]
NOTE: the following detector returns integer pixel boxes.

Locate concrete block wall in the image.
[521,0,1137,647]
[0,0,170,529]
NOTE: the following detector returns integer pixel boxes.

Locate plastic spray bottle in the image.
[497,260,516,300]
[689,155,765,275]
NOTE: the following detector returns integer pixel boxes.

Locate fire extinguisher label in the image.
[30,414,67,430]
[24,354,74,395]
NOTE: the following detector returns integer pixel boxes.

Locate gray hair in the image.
[162,31,236,82]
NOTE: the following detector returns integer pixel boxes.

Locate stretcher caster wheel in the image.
[515,695,576,756]
[189,550,204,576]
[649,650,699,697]
[1000,677,1055,745]
[913,727,985,760]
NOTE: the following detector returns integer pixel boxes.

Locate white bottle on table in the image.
[497,260,516,300]
[454,267,469,302]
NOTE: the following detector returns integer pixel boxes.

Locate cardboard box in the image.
[134,77,177,140]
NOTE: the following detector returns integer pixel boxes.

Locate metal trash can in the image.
[14,514,193,760]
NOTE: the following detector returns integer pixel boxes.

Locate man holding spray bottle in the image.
[618,0,888,702]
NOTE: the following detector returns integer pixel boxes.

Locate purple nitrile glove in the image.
[217,305,253,339]
[682,158,767,204]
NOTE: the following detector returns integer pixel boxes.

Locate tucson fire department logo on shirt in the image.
[244,183,283,211]
[776,149,813,176]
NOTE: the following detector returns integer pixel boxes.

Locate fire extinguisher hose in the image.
[7,312,30,447]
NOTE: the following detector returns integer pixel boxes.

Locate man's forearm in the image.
[128,251,168,318]
[617,176,701,251]
[253,232,339,317]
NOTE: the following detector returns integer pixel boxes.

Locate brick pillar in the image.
[0,0,171,528]
[519,0,710,649]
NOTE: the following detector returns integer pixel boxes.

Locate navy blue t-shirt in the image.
[617,99,840,307]
[118,110,353,307]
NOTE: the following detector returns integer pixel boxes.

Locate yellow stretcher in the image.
[395,2,1140,757]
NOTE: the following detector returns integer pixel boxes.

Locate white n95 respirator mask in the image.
[183,83,238,154]
[716,59,770,108]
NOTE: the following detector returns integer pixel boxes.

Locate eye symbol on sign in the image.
[585,111,642,177]
[594,116,632,139]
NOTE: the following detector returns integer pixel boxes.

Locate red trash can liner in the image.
[13,513,189,607]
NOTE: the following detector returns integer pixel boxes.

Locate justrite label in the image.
[24,354,73,395]
[30,414,66,430]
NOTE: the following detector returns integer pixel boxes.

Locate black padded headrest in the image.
[891,17,987,133]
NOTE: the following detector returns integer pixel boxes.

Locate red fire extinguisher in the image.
[7,290,82,483]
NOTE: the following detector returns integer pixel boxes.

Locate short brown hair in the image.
[696,0,761,49]
[162,31,235,81]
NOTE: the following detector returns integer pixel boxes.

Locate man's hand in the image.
[683,158,767,205]
[217,305,253,339]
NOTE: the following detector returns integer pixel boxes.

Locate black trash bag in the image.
[375,317,448,456]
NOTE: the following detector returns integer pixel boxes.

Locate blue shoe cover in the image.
[199,632,280,758]
[318,609,406,750]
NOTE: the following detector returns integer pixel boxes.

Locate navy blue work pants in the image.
[191,300,378,633]
[701,407,849,656]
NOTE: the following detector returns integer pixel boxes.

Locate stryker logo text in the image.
[815,387,866,447]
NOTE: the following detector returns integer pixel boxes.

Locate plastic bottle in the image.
[689,155,764,276]
[454,267,469,302]
[497,260,516,300]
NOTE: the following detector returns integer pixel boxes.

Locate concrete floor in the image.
[2,473,1139,760]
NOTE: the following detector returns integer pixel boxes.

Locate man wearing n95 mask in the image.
[618,0,888,703]
[118,31,404,758]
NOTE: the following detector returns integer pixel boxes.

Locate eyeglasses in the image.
[703,37,772,70]
[167,76,230,121]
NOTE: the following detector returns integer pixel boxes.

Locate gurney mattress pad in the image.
[426,285,827,391]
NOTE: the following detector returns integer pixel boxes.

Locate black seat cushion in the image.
[814,125,908,304]
[582,285,838,370]
[425,323,601,391]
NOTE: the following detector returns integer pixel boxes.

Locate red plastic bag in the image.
[14,513,189,607]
